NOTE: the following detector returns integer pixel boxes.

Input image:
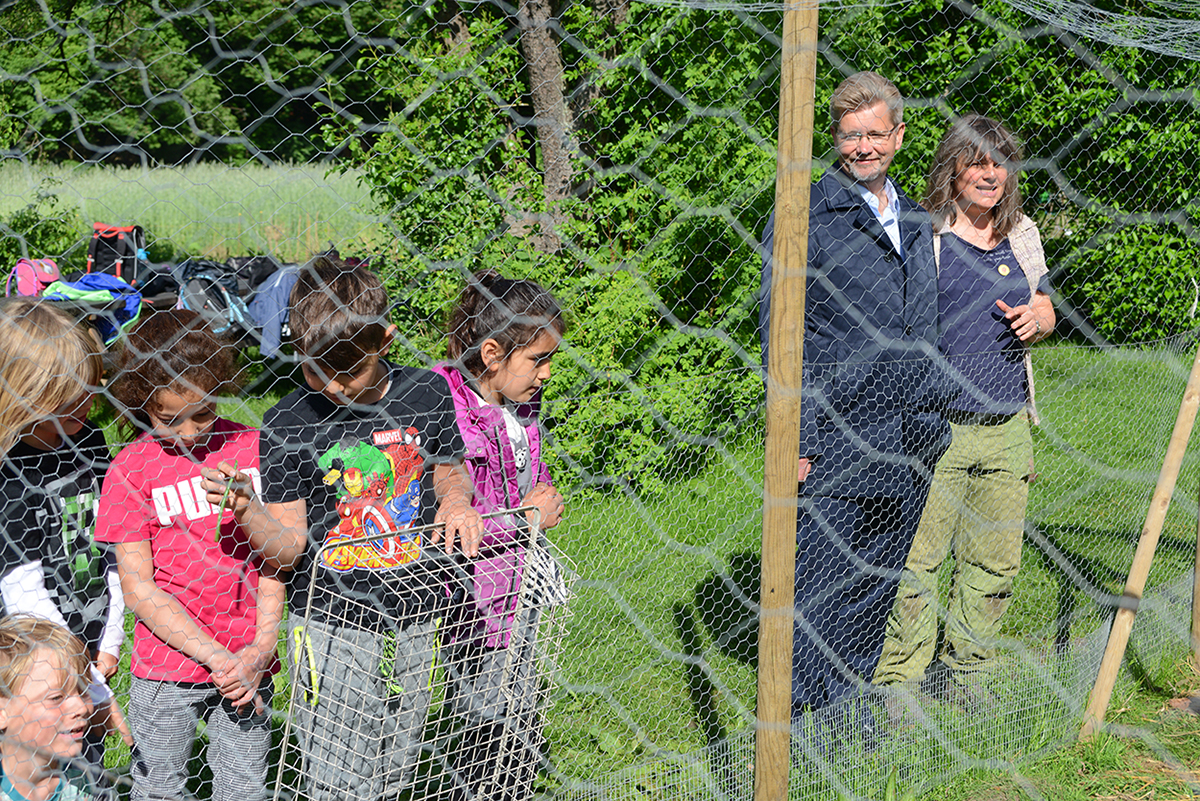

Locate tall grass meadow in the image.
[0,161,380,263]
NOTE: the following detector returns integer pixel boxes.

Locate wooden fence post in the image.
[755,4,818,800]
[1081,343,1200,739]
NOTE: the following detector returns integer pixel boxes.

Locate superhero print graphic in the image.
[316,427,425,572]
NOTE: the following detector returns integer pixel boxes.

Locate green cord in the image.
[214,460,239,543]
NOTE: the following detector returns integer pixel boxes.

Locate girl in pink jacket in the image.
[433,270,565,801]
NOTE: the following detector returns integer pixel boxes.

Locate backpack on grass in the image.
[176,260,254,337]
[87,223,147,286]
[5,258,60,297]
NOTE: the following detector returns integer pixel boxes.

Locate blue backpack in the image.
[176,260,254,336]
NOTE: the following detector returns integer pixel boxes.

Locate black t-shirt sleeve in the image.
[421,371,465,465]
[260,401,311,505]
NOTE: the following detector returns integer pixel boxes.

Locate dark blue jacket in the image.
[248,265,299,358]
[759,168,950,498]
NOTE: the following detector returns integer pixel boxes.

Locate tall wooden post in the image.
[755,5,819,800]
[1081,343,1200,739]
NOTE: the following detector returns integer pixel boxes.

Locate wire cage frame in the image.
[272,508,576,801]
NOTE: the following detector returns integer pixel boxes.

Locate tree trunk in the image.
[516,0,575,253]
[441,1,471,52]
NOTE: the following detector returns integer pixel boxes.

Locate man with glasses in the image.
[759,71,949,724]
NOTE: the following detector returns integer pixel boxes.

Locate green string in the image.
[214,460,238,543]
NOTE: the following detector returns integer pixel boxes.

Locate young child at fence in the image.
[432,270,565,801]
[0,299,129,772]
[201,254,484,801]
[0,615,113,801]
[93,309,282,801]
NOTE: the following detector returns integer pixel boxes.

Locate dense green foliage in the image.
[0,198,85,273]
[3,0,1200,487]
[328,0,1200,491]
[1053,222,1200,342]
[0,0,416,164]
[327,5,779,495]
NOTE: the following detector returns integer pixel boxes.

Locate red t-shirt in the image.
[95,419,280,683]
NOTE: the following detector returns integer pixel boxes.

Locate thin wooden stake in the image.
[1081,342,1200,739]
[756,4,818,800]
[1193,480,1200,664]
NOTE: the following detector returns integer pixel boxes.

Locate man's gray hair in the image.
[829,71,904,131]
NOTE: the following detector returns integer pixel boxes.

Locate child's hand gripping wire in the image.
[521,483,564,529]
[431,462,483,557]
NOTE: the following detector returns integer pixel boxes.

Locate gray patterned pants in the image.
[128,677,273,801]
[289,615,438,801]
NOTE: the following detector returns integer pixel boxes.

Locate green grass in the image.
[0,162,380,263]
[532,341,1200,797]
[932,681,1200,801]
[543,440,764,779]
[94,341,1200,798]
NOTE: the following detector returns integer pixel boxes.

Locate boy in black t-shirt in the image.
[203,257,482,801]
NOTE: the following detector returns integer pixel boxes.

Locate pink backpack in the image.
[5,258,61,297]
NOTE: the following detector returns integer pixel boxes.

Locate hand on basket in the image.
[521,483,564,529]
[434,500,484,558]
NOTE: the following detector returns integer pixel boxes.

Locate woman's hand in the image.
[996,298,1052,343]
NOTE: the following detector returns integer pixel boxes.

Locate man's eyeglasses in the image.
[834,124,899,145]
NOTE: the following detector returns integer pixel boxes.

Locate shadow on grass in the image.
[693,551,759,668]
[1023,519,1199,694]
[668,551,762,799]
[1026,523,1137,654]
[656,536,1116,800]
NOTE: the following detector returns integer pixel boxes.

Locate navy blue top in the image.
[939,233,1051,415]
[759,169,952,497]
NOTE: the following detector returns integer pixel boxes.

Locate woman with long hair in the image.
[874,115,1055,695]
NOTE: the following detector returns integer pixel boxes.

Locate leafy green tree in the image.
[0,0,242,163]
[0,0,420,164]
[329,2,776,494]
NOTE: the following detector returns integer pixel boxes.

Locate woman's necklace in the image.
[951,212,997,250]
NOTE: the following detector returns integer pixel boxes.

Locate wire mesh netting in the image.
[1,0,1200,799]
[275,519,573,801]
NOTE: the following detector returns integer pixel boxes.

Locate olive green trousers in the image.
[873,413,1033,685]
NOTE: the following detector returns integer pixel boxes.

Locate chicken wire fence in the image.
[0,0,1198,798]
[275,517,574,801]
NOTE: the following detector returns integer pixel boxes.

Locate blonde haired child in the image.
[0,299,127,770]
[0,299,103,455]
[0,615,106,800]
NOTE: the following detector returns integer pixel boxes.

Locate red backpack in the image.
[86,223,146,286]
